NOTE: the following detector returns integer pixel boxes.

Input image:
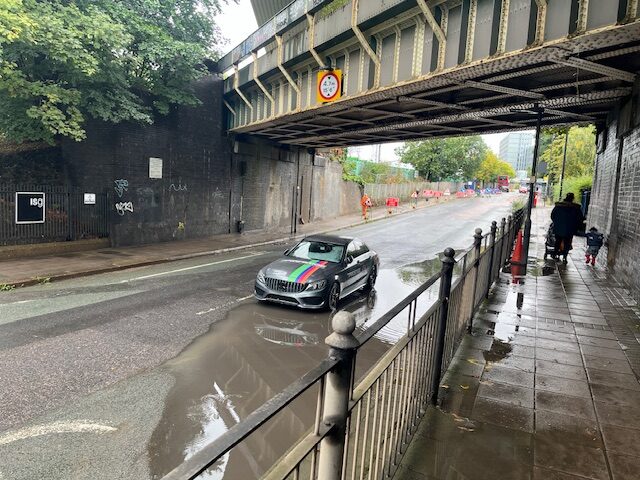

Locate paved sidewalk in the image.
[396,207,640,480]
[0,197,450,287]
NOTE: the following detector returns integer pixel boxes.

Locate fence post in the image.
[485,221,498,297]
[469,228,483,332]
[317,311,359,480]
[506,215,513,258]
[498,217,506,267]
[431,247,456,405]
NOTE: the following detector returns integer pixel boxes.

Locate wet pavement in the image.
[0,195,515,479]
[396,207,640,480]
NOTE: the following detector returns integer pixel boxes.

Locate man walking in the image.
[551,192,585,263]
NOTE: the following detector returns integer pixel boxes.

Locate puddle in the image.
[483,338,513,362]
[148,253,451,478]
[147,291,389,479]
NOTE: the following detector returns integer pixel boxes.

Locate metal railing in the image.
[162,207,526,480]
[0,184,109,246]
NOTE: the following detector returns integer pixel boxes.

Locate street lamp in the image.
[510,104,544,273]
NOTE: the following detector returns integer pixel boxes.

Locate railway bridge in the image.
[220,0,639,149]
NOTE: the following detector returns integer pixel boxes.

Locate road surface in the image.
[0,194,517,479]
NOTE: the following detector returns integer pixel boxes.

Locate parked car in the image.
[519,186,528,194]
[255,235,379,310]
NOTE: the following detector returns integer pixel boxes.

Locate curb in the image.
[3,197,465,288]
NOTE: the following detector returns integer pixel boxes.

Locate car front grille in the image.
[264,277,306,293]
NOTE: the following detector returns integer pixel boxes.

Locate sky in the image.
[215,2,524,161]
[217,0,257,52]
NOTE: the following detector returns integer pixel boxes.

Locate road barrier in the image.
[161,207,527,480]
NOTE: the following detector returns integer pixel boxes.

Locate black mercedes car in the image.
[255,235,379,310]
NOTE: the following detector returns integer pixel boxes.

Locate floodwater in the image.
[148,257,447,479]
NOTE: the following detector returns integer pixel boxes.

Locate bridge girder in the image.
[222,0,640,147]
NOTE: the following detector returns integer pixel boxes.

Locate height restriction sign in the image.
[317,69,342,103]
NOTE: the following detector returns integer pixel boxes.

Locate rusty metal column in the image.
[486,221,498,297]
[317,312,359,480]
[431,247,456,405]
[469,228,483,332]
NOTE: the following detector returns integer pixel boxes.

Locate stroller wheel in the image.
[544,252,548,260]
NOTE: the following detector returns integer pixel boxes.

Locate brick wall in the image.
[3,75,362,247]
[588,94,640,300]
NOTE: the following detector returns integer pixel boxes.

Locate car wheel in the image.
[365,265,377,291]
[327,282,340,311]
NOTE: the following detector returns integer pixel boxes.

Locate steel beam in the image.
[275,35,301,110]
[283,88,630,143]
[306,13,327,69]
[555,57,636,83]
[462,80,546,100]
[496,0,510,55]
[533,0,548,45]
[252,53,275,119]
[352,0,381,88]
[417,0,447,71]
[233,67,254,119]
[464,0,478,63]
[397,95,470,111]
[576,0,589,34]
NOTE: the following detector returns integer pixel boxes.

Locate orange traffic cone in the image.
[511,230,524,282]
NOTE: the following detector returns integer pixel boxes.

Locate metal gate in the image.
[0,184,110,246]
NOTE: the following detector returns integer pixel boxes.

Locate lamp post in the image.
[521,104,544,272]
[558,130,569,201]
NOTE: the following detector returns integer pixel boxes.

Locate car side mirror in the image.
[345,255,354,265]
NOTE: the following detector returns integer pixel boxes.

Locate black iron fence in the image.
[161,206,527,480]
[0,184,109,246]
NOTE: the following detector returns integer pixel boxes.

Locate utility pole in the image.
[558,130,569,201]
[522,105,544,272]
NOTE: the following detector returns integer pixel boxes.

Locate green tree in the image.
[395,136,487,181]
[0,0,228,144]
[475,151,516,184]
[540,126,596,181]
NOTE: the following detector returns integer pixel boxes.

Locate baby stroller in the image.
[544,223,557,260]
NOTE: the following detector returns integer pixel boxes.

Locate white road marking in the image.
[121,253,262,283]
[0,299,35,307]
[196,294,254,316]
[0,421,116,446]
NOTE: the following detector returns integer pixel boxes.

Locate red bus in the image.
[497,175,509,192]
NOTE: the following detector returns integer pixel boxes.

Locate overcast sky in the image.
[216,2,519,159]
[218,0,257,52]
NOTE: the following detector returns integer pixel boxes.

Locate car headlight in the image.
[306,280,326,291]
[256,271,266,285]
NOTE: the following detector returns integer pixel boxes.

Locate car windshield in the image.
[288,240,344,263]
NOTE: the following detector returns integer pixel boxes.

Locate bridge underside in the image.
[230,22,640,148]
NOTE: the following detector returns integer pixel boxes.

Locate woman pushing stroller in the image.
[550,193,585,263]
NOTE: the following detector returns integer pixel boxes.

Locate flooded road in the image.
[0,194,517,479]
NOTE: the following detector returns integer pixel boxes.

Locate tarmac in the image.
[0,197,449,288]
[396,207,640,480]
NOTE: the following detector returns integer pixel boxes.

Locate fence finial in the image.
[326,311,359,350]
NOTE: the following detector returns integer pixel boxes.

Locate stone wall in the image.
[588,89,640,299]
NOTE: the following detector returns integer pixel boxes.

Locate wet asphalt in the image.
[0,194,517,479]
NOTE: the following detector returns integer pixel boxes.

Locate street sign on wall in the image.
[317,69,342,103]
[15,192,45,224]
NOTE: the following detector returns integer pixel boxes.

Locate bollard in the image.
[506,215,513,259]
[431,247,456,405]
[486,221,498,297]
[469,228,483,332]
[317,312,359,480]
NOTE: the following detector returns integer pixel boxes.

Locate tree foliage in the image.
[540,125,596,181]
[475,151,516,184]
[0,0,228,143]
[395,136,487,181]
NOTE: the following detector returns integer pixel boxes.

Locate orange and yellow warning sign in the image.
[317,69,342,103]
